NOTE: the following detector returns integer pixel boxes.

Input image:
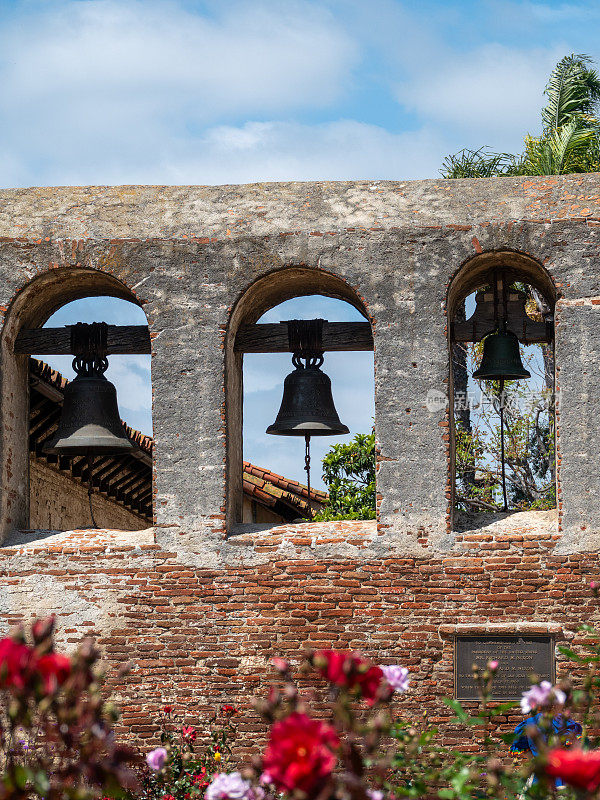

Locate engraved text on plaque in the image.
[455,636,554,701]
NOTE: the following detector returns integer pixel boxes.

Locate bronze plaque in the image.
[455,635,554,701]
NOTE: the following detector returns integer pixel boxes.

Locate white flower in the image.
[381,665,410,693]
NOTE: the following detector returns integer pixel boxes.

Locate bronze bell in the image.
[473,329,531,381]
[43,373,133,456]
[267,356,349,437]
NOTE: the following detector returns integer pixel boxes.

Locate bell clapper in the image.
[498,378,508,513]
[304,433,313,520]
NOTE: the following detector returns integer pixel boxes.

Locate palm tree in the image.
[440,54,600,178]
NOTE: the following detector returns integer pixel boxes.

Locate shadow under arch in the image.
[446,249,557,527]
[225,266,372,528]
[0,267,148,538]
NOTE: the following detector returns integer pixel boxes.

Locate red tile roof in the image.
[243,461,327,519]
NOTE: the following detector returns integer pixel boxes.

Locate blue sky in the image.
[8,0,598,487]
[1,0,599,185]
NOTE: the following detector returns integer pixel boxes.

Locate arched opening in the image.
[447,252,557,526]
[226,267,374,529]
[0,268,152,537]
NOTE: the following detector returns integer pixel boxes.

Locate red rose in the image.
[221,704,236,715]
[181,725,196,741]
[0,638,34,690]
[35,653,71,693]
[356,664,391,706]
[163,705,173,714]
[313,650,389,706]
[262,712,339,794]
[545,749,600,792]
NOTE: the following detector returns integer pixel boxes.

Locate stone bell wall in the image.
[0,176,600,755]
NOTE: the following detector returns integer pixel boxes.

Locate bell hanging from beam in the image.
[266,319,349,517]
[42,322,133,529]
[472,329,531,381]
[43,322,133,456]
[266,352,349,437]
[43,374,133,456]
[470,272,532,513]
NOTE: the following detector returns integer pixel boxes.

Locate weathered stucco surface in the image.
[1,176,600,544]
[1,176,600,751]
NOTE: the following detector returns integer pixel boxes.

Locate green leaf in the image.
[558,646,584,661]
[14,765,31,790]
[492,701,519,713]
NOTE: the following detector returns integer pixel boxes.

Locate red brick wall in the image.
[0,517,596,759]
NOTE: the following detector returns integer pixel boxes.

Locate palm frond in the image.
[523,121,598,175]
[439,147,522,178]
[541,53,600,131]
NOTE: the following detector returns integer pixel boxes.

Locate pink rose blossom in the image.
[146,747,168,771]
[381,665,410,693]
[205,773,255,800]
[521,681,566,714]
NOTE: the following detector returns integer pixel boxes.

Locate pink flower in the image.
[182,725,197,741]
[271,657,289,673]
[146,747,168,771]
[381,665,410,693]
[31,616,55,644]
[521,681,566,714]
[205,773,254,800]
[489,660,499,671]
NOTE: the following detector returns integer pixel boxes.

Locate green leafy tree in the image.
[441,54,600,178]
[313,431,376,521]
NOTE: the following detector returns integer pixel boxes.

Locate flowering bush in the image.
[234,651,408,800]
[141,704,237,800]
[0,616,137,800]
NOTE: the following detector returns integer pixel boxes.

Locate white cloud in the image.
[160,119,446,184]
[395,43,566,145]
[0,0,357,186]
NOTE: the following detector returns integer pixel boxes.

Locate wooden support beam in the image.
[98,460,136,491]
[234,321,373,353]
[29,407,60,439]
[15,325,151,355]
[452,286,553,344]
